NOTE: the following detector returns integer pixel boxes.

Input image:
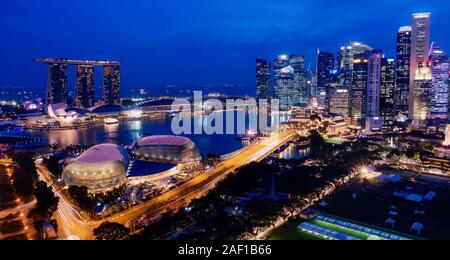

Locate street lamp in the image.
[360,167,369,175]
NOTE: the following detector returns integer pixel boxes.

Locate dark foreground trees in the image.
[11,152,38,200]
[94,222,130,240]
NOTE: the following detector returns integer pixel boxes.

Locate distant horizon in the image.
[2,0,449,95]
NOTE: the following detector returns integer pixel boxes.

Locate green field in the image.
[268,215,416,241]
[268,221,321,240]
[311,219,383,240]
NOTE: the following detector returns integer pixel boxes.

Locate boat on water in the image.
[104,118,119,125]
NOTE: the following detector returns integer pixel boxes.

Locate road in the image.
[0,200,36,219]
[36,130,295,239]
[35,164,94,240]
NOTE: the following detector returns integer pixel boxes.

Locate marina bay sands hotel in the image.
[33,58,121,108]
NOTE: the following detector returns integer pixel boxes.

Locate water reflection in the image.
[279,143,311,160]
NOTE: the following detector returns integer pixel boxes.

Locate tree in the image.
[11,152,39,200]
[34,181,59,218]
[94,222,130,240]
[42,157,63,178]
[68,186,95,212]
[309,130,325,155]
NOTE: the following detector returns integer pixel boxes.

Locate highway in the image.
[35,164,94,240]
[36,130,295,239]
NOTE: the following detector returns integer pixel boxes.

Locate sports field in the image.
[269,214,415,240]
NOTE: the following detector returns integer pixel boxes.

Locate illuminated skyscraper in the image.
[338,41,373,123]
[410,13,431,120]
[256,58,271,100]
[273,54,306,108]
[277,66,295,108]
[306,63,317,100]
[337,46,353,92]
[289,55,308,105]
[412,66,433,126]
[103,65,121,105]
[395,26,412,114]
[46,63,68,105]
[316,50,335,110]
[329,78,349,118]
[273,54,290,104]
[365,51,383,131]
[76,65,95,108]
[381,58,396,131]
[351,52,369,128]
[429,42,449,120]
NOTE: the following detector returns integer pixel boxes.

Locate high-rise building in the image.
[429,42,449,120]
[273,54,290,106]
[337,46,353,92]
[395,26,412,114]
[75,65,95,108]
[381,58,396,131]
[351,52,369,128]
[46,63,68,105]
[329,72,349,118]
[103,65,121,105]
[338,41,373,123]
[306,63,317,100]
[410,13,431,120]
[316,50,335,110]
[412,66,433,126]
[256,58,271,100]
[365,51,383,131]
[289,55,308,105]
[349,41,374,55]
[277,66,295,108]
[273,54,306,108]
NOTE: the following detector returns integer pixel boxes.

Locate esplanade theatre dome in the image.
[63,144,130,191]
[132,135,201,164]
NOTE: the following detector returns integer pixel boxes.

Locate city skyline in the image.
[1,0,450,95]
[2,1,450,243]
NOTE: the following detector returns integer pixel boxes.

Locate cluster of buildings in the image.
[256,13,449,133]
[33,58,121,109]
[62,135,201,193]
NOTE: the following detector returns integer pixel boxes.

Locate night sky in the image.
[1,0,449,96]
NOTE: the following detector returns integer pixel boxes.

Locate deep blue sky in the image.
[1,0,449,96]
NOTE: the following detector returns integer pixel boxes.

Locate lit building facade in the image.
[76,65,95,108]
[337,46,353,93]
[103,65,121,105]
[351,53,369,128]
[395,26,412,114]
[412,66,433,126]
[273,55,290,107]
[289,55,308,105]
[429,42,449,120]
[46,63,68,106]
[306,64,317,101]
[277,66,296,108]
[329,87,349,118]
[381,58,396,132]
[256,58,271,100]
[410,13,431,120]
[273,54,306,108]
[365,51,383,131]
[316,50,335,110]
[63,144,130,192]
[34,58,121,109]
